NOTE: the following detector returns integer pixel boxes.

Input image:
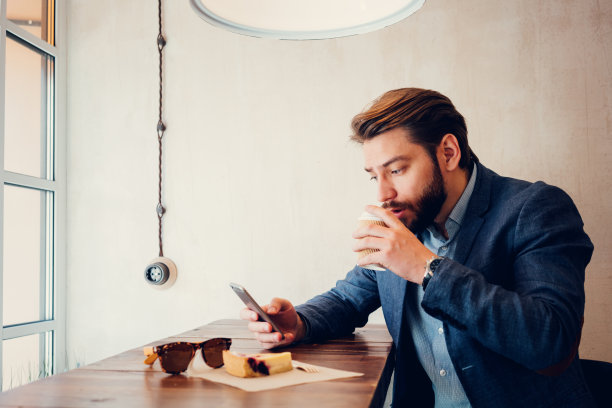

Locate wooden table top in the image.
[0,319,395,407]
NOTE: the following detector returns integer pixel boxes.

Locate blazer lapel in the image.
[451,163,492,265]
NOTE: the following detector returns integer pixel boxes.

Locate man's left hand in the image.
[352,205,435,284]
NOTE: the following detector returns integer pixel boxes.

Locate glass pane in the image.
[2,185,49,326]
[6,0,54,44]
[2,332,53,391]
[3,35,54,179]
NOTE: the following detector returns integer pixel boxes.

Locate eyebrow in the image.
[364,155,411,173]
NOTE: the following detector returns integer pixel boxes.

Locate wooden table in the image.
[0,319,395,407]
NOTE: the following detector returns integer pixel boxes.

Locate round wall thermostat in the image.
[145,257,177,289]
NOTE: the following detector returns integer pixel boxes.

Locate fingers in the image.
[353,206,407,239]
[239,307,259,322]
[357,251,384,269]
[365,205,404,228]
[255,332,295,350]
[247,320,276,334]
[352,223,389,239]
[352,236,386,252]
[248,321,295,349]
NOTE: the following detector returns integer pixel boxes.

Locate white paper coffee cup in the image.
[356,211,386,271]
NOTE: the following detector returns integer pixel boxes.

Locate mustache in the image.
[382,200,417,213]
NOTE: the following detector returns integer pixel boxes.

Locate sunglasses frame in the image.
[145,337,232,374]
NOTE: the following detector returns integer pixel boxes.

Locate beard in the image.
[382,160,447,234]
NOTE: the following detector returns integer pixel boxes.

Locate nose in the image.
[377,176,397,203]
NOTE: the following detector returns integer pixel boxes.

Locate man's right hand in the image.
[239,297,305,349]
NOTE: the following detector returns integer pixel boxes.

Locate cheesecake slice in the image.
[222,350,293,377]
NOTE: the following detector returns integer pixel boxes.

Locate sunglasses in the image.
[143,338,232,374]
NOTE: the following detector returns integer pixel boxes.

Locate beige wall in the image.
[65,0,611,366]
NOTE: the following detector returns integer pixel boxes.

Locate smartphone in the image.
[230,283,285,340]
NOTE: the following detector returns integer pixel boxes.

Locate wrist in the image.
[422,256,444,291]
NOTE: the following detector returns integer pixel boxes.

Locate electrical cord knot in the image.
[157,203,166,218]
[157,34,166,50]
[157,120,166,138]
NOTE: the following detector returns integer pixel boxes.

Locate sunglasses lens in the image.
[202,338,231,368]
[158,343,194,374]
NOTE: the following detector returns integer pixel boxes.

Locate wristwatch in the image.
[422,256,444,291]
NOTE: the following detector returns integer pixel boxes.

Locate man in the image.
[240,88,595,407]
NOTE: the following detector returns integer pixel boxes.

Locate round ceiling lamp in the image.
[189,0,426,40]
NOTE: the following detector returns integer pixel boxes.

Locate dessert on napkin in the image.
[223,350,293,377]
[187,349,363,392]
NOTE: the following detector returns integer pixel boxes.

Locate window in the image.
[0,0,64,391]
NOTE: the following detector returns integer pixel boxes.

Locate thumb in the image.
[268,297,292,314]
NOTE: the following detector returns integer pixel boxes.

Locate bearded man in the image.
[240,88,595,407]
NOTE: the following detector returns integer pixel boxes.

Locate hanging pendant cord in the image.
[156,0,166,257]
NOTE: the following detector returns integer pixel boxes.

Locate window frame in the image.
[0,0,65,390]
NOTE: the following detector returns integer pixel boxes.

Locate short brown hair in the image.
[351,88,478,169]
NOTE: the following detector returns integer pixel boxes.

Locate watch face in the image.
[430,258,444,272]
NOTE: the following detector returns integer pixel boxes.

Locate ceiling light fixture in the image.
[189,0,426,40]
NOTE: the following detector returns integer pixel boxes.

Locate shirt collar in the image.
[448,163,477,226]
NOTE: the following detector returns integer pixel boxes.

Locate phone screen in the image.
[229,283,285,340]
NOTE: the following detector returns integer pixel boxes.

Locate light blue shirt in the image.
[404,164,477,408]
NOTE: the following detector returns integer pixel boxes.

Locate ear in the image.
[439,134,461,171]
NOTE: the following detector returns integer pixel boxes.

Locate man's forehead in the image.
[362,130,424,169]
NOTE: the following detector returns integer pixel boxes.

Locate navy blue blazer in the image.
[296,163,595,407]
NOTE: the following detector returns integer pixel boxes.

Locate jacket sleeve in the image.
[295,266,381,342]
[421,183,593,373]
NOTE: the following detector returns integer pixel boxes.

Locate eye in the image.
[369,175,378,182]
[390,167,405,175]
